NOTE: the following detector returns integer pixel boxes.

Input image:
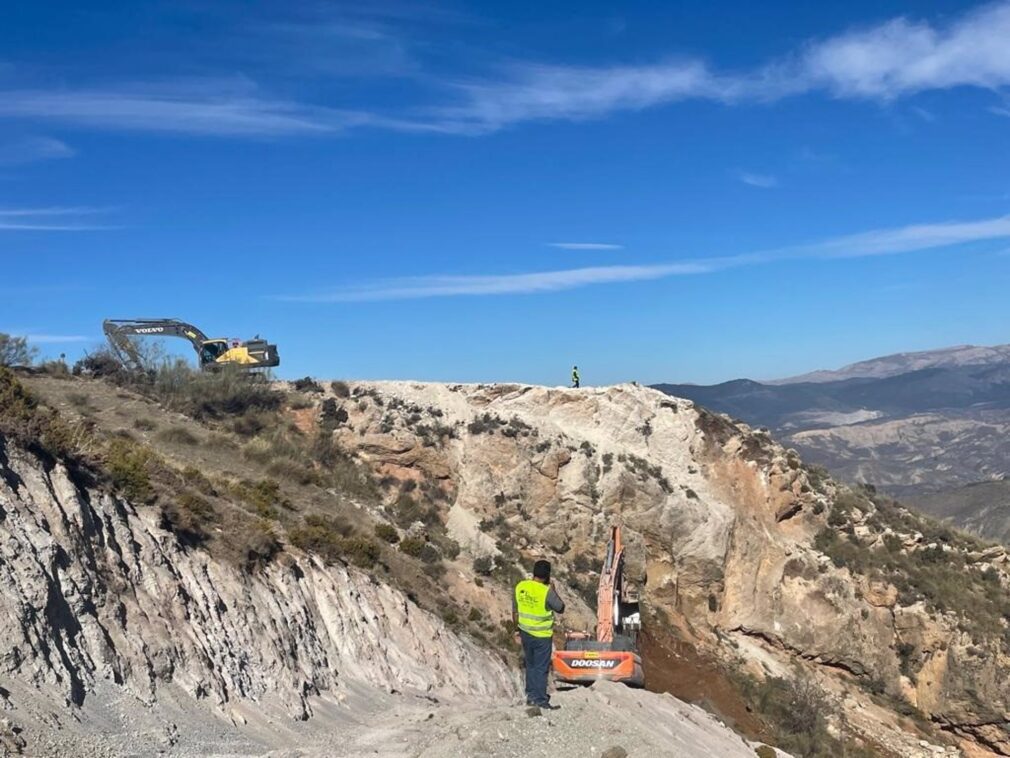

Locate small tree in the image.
[0,333,37,367]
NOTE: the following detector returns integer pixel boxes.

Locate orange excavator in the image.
[552,524,645,687]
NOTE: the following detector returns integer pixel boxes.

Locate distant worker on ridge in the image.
[513,560,565,709]
[571,365,580,388]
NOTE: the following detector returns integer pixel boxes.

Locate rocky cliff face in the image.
[0,436,514,753]
[324,380,1010,756]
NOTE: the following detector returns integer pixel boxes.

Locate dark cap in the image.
[533,559,551,580]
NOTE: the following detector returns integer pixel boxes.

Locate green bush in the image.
[230,479,289,518]
[331,381,351,398]
[0,333,37,367]
[290,515,378,568]
[153,361,282,420]
[399,536,426,558]
[375,523,400,543]
[133,417,157,432]
[0,368,83,460]
[472,555,493,576]
[105,437,154,502]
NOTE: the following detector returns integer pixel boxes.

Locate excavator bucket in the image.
[552,649,644,687]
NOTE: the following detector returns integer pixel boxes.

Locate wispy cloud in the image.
[548,242,624,250]
[0,206,117,231]
[24,334,91,344]
[0,79,368,137]
[989,106,1010,118]
[0,136,74,166]
[274,262,719,302]
[3,329,91,344]
[738,172,778,189]
[273,213,1010,302]
[2,4,1009,138]
[413,2,1010,133]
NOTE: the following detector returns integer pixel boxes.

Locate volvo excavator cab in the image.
[103,319,280,372]
[552,525,645,687]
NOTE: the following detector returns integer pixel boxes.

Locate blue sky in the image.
[4,0,1010,384]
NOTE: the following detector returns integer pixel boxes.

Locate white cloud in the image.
[273,213,1010,302]
[23,334,92,344]
[414,2,1010,133]
[795,215,1010,258]
[0,206,116,231]
[990,106,1010,117]
[0,136,75,166]
[738,172,779,189]
[0,81,363,137]
[274,262,718,301]
[548,242,624,250]
[3,4,1010,138]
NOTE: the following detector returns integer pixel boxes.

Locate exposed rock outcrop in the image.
[0,437,514,746]
[325,381,1008,755]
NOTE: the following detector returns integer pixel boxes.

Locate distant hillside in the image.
[771,343,1010,384]
[913,480,1010,544]
[655,346,1010,510]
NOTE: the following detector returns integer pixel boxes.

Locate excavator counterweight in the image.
[552,525,644,687]
[103,319,280,372]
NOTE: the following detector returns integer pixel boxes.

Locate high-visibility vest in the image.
[515,580,553,638]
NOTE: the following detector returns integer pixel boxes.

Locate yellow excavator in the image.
[552,524,645,687]
[103,319,280,372]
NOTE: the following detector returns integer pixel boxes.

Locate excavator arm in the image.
[552,524,644,687]
[102,319,279,371]
[103,319,209,371]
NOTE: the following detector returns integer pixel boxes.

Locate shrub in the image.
[0,367,82,460]
[238,518,281,567]
[265,458,321,486]
[399,536,426,558]
[467,413,505,435]
[331,381,351,398]
[156,426,200,445]
[423,561,446,579]
[39,359,70,377]
[162,493,217,546]
[133,417,157,432]
[375,523,400,543]
[734,673,856,758]
[290,516,379,568]
[287,394,314,410]
[72,349,124,378]
[230,479,289,518]
[0,333,37,367]
[468,607,482,622]
[104,438,154,502]
[292,376,324,393]
[181,466,216,496]
[473,555,493,576]
[153,362,282,420]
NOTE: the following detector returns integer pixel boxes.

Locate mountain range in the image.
[656,343,1010,540]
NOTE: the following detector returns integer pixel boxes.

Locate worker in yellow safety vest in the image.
[512,560,565,708]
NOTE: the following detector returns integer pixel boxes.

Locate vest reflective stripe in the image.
[515,580,553,638]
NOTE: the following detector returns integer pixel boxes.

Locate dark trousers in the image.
[520,631,553,706]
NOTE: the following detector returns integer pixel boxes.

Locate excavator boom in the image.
[552,525,644,687]
[102,319,280,372]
